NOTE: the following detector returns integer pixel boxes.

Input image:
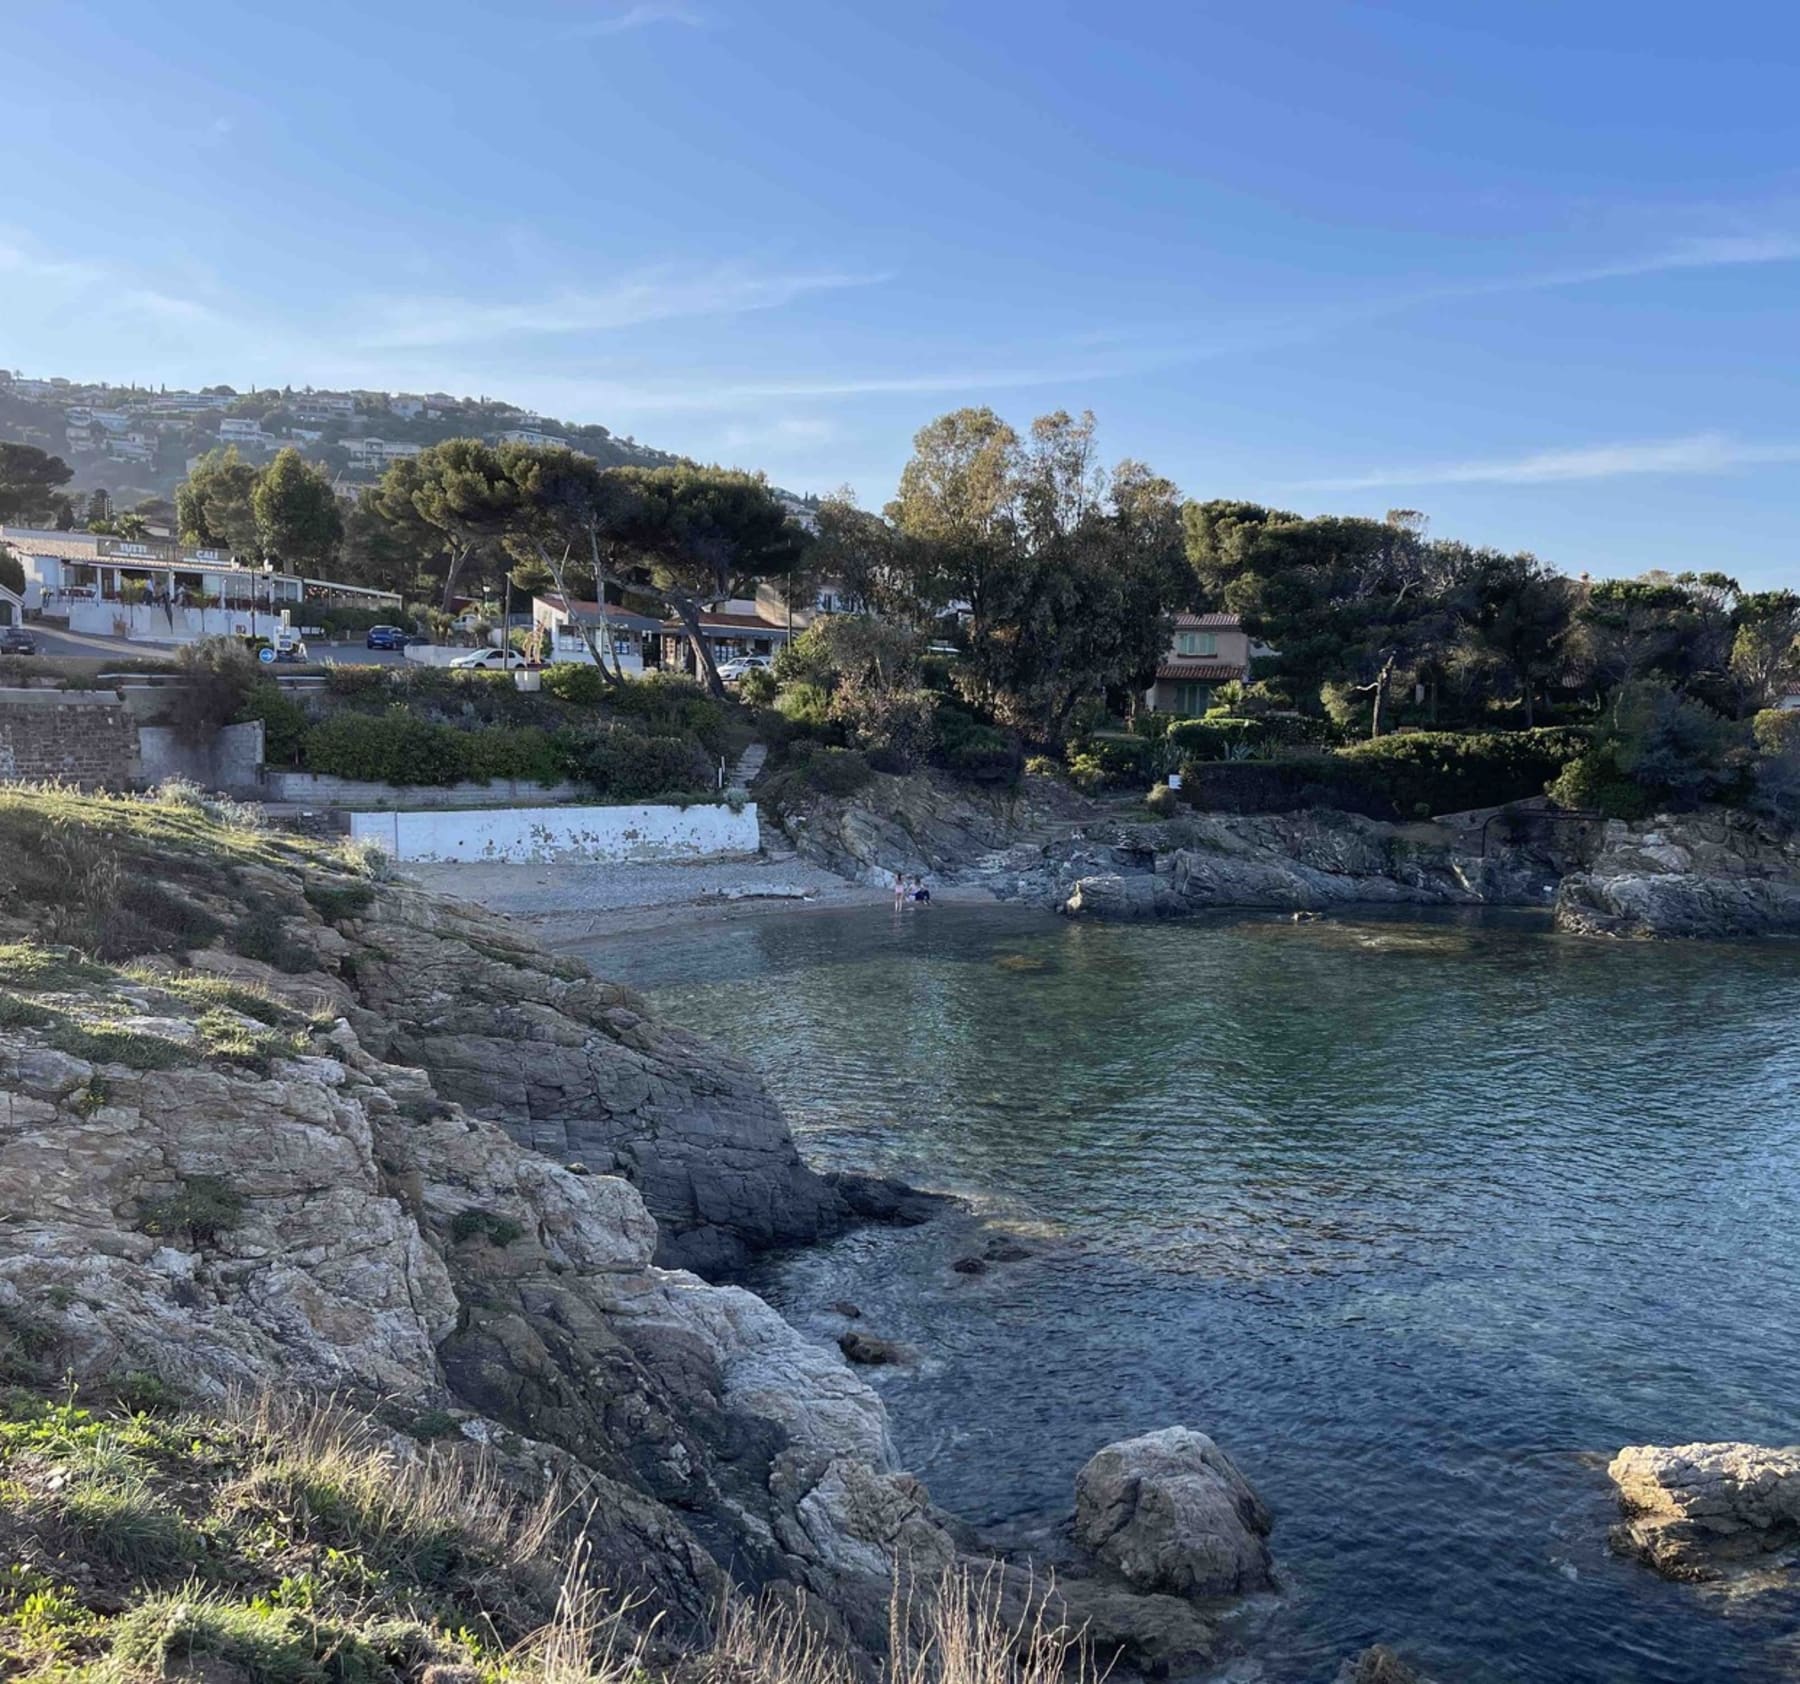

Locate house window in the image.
[1175,630,1217,658]
[1172,683,1212,715]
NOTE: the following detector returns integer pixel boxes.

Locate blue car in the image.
[365,624,416,650]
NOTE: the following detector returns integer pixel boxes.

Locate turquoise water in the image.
[574,905,1800,1682]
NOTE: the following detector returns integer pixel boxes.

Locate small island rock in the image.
[1073,1426,1274,1598]
[1607,1441,1800,1579]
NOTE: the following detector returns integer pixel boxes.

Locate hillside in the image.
[0,372,686,507]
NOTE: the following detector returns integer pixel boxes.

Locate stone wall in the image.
[0,688,138,787]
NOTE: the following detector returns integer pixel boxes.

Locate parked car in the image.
[365,624,420,650]
[0,627,37,655]
[448,647,527,671]
[716,654,775,682]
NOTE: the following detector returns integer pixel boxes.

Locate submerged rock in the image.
[1334,1645,1435,1683]
[1607,1441,1800,1580]
[1073,1426,1274,1598]
[838,1330,906,1366]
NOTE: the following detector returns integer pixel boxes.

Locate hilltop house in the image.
[345,438,423,473]
[1144,613,1256,715]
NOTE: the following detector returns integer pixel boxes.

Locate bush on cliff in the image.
[300,711,564,787]
[1547,683,1745,819]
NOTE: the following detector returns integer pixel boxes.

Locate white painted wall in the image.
[350,801,759,863]
[68,600,294,644]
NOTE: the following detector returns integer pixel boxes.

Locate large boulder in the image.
[1061,873,1175,920]
[1607,1441,1800,1580]
[1073,1426,1274,1598]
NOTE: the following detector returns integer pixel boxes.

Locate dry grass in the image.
[222,1389,567,1583]
[696,1564,1100,1684]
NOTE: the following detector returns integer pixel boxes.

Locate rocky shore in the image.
[776,769,1800,940]
[0,789,1312,1677]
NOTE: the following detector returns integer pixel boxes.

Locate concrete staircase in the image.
[729,741,768,789]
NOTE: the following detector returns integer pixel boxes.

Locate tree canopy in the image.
[0,443,74,526]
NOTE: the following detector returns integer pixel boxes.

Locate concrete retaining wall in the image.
[137,720,265,796]
[349,801,759,863]
[264,772,589,808]
[0,688,139,787]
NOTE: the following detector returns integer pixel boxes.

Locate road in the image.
[17,626,409,667]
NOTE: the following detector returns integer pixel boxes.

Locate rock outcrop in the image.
[331,882,848,1275]
[1607,1441,1800,1580]
[1073,1426,1275,1598]
[1555,812,1800,939]
[1334,1646,1437,1683]
[0,799,1238,1674]
[1062,810,1577,921]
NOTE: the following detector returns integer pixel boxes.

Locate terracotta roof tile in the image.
[1154,661,1245,681]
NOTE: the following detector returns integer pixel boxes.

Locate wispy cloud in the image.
[1302,432,1800,491]
[356,263,887,349]
[571,1,706,37]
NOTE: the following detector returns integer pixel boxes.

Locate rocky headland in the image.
[0,788,1305,1680]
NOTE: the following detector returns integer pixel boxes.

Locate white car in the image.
[717,654,774,682]
[449,647,527,671]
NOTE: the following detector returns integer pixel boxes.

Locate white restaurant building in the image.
[0,528,398,642]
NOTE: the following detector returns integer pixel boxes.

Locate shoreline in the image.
[400,855,1013,944]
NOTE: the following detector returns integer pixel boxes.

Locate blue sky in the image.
[6,0,1800,584]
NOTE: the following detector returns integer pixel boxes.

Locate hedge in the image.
[300,711,563,786]
[1165,713,1338,759]
[1335,727,1590,817]
[1178,727,1592,819]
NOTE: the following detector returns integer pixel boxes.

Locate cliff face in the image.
[1554,811,1800,939]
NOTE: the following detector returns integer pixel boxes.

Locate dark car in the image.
[0,626,37,655]
[365,624,416,650]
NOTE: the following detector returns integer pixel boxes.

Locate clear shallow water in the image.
[575,905,1800,1683]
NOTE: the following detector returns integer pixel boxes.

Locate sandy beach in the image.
[399,854,984,942]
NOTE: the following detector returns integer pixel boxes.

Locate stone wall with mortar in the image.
[0,689,138,788]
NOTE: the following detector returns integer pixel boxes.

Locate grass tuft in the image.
[56,1475,201,1573]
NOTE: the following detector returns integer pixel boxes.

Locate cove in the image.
[573,903,1800,1682]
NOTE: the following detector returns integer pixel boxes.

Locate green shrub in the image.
[1546,749,1654,819]
[1752,708,1800,756]
[308,603,405,638]
[233,679,311,766]
[1023,754,1062,778]
[323,664,391,698]
[303,880,376,922]
[464,725,562,786]
[1145,782,1178,817]
[110,1592,381,1684]
[569,723,713,799]
[136,1175,246,1245]
[0,992,53,1029]
[449,1208,524,1247]
[738,666,778,707]
[775,681,835,734]
[1166,716,1266,761]
[1065,734,1155,788]
[604,673,731,757]
[539,662,608,706]
[933,705,1018,785]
